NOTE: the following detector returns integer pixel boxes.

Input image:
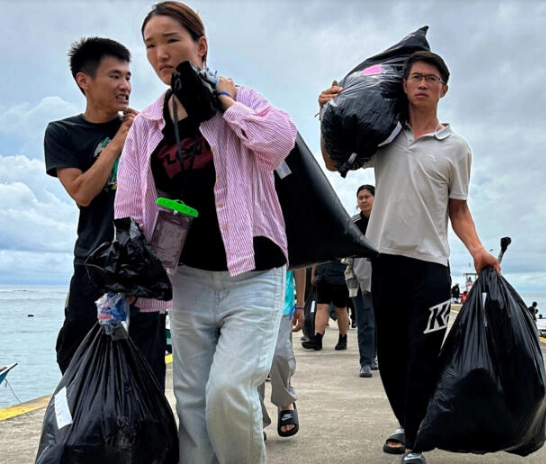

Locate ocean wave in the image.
[0,288,66,294]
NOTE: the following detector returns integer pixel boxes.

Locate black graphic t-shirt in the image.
[151,94,285,271]
[44,114,122,265]
[151,99,227,270]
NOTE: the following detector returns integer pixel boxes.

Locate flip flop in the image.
[383,427,405,454]
[277,403,299,437]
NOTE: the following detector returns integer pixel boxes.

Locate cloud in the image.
[0,0,545,293]
[0,250,73,285]
[0,97,79,158]
[0,155,77,254]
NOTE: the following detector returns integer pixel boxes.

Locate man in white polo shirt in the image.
[318,51,500,464]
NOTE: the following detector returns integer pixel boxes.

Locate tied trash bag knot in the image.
[85,217,172,301]
[96,293,130,338]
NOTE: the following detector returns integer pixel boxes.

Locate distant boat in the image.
[0,362,17,384]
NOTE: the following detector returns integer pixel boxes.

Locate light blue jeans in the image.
[170,265,286,464]
[258,315,298,428]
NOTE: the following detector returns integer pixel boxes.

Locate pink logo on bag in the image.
[362,64,382,76]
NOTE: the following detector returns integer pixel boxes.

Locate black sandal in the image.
[277,403,299,437]
[383,427,405,454]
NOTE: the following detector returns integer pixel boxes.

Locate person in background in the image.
[319,51,500,464]
[302,260,349,351]
[345,184,377,379]
[259,269,305,439]
[115,2,297,462]
[451,283,460,303]
[528,301,539,322]
[348,296,357,328]
[44,37,168,390]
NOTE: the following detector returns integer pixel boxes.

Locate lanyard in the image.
[172,95,200,201]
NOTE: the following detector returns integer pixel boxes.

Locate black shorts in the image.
[316,280,349,308]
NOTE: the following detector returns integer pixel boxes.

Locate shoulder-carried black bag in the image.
[275,132,378,270]
[321,26,430,177]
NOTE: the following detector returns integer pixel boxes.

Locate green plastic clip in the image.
[156,197,199,218]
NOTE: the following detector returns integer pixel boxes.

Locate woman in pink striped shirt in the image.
[114,2,297,463]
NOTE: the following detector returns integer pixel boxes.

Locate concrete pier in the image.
[1,309,546,464]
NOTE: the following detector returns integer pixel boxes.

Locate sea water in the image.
[0,285,66,409]
[0,284,545,410]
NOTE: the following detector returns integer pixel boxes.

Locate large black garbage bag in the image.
[35,323,179,463]
[85,217,172,301]
[415,266,546,456]
[321,26,430,177]
[275,132,378,269]
[302,287,317,340]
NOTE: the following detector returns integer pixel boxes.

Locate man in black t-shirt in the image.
[44,38,167,389]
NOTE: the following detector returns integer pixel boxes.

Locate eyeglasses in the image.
[408,73,443,84]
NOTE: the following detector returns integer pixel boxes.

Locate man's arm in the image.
[57,109,138,207]
[291,268,307,332]
[448,198,501,273]
[320,137,338,172]
[310,265,318,286]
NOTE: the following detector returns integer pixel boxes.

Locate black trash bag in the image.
[171,60,218,123]
[85,217,172,301]
[415,266,546,456]
[275,132,378,270]
[35,323,179,464]
[302,287,317,340]
[321,26,430,177]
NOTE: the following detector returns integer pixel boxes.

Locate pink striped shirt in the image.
[115,87,297,312]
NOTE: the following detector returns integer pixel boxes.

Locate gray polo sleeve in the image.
[449,138,472,201]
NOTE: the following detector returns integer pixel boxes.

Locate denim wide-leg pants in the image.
[170,265,286,464]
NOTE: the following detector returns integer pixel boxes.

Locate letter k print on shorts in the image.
[424,299,451,334]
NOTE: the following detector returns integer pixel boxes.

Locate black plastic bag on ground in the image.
[302,287,317,340]
[35,322,179,464]
[85,217,172,301]
[415,266,546,456]
[275,132,378,270]
[321,26,430,177]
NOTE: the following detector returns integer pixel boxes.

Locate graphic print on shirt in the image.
[156,134,213,179]
[93,137,119,191]
[423,299,451,334]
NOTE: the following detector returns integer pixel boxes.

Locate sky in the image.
[0,0,545,293]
